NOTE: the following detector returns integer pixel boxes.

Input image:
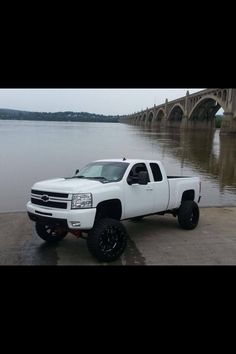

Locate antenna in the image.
[123,157,126,161]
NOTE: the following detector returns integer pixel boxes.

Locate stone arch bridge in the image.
[119,89,236,134]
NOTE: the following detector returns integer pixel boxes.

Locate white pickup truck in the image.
[27,159,201,262]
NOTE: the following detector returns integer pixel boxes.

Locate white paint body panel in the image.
[27,201,97,229]
[26,159,201,229]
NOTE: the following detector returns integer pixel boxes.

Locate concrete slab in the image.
[0,207,235,265]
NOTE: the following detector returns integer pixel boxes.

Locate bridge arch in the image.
[189,95,226,122]
[167,103,184,121]
[136,114,142,123]
[146,111,154,124]
[141,113,147,123]
[154,108,165,122]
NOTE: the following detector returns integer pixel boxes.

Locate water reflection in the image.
[130,124,236,193]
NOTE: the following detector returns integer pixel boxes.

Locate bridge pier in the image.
[220,112,236,134]
[220,89,236,134]
[180,116,188,129]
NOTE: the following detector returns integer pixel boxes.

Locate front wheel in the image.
[87,218,128,262]
[35,222,68,242]
[178,201,200,230]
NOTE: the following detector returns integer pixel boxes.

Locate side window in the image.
[127,163,150,183]
[150,163,163,182]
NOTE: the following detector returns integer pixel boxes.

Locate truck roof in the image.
[94,159,161,164]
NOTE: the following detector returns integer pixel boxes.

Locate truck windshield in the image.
[76,162,129,183]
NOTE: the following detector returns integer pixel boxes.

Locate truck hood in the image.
[32,178,103,194]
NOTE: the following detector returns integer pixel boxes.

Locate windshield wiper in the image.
[89,176,109,182]
[71,176,109,182]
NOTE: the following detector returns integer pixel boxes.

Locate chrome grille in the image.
[31,189,69,198]
[31,190,70,210]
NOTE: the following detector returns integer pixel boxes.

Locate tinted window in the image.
[127,163,150,183]
[150,163,163,181]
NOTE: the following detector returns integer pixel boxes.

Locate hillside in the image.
[0,108,120,123]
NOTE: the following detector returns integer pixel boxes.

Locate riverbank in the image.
[1,207,236,265]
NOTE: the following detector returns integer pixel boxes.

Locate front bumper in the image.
[26,201,97,230]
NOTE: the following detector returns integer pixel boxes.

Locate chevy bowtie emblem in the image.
[41,195,50,202]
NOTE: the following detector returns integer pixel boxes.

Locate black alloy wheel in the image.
[35,222,68,242]
[87,218,128,262]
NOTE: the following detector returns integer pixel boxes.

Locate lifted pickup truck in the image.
[27,159,201,262]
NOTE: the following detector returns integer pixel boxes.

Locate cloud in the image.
[0,89,204,115]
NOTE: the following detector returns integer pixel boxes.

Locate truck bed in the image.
[167,176,200,210]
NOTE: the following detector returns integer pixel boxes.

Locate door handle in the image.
[146,187,153,191]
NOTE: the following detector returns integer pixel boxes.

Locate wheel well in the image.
[182,190,195,202]
[96,199,122,220]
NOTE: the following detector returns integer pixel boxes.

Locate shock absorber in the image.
[69,229,87,239]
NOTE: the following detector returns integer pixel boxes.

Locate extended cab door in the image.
[124,163,155,219]
[149,162,169,212]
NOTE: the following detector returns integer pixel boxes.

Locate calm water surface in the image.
[0,120,236,212]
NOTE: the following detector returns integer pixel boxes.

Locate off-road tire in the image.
[87,218,128,262]
[35,222,68,242]
[178,201,199,230]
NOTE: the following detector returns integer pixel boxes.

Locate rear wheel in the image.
[35,222,68,242]
[87,218,128,262]
[178,201,200,230]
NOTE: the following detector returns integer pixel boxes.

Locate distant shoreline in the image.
[0,118,119,123]
[0,108,121,123]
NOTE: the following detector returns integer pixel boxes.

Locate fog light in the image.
[71,221,81,227]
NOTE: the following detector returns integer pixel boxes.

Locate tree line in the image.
[215,115,223,128]
[0,109,120,123]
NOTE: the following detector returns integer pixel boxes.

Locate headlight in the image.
[71,193,92,209]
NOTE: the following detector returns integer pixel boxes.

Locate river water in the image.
[0,120,236,212]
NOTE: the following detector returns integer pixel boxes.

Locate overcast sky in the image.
[0,89,204,115]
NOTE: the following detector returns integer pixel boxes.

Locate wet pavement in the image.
[0,207,236,265]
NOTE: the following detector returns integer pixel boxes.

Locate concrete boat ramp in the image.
[0,207,236,265]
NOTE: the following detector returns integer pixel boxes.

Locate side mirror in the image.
[75,169,79,175]
[127,176,134,185]
[138,171,149,185]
